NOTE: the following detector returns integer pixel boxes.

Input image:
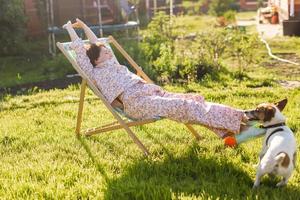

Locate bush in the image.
[227,30,261,72]
[223,10,237,25]
[141,12,175,62]
[194,29,229,67]
[208,0,236,17]
[0,0,26,56]
[140,13,262,84]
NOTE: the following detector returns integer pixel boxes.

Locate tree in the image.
[0,0,26,55]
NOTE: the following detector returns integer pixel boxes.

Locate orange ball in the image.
[224,136,237,148]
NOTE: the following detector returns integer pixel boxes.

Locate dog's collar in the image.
[260,122,286,129]
[265,128,284,146]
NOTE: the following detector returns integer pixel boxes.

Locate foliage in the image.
[0,54,74,88]
[141,13,228,83]
[141,13,262,83]
[0,0,26,56]
[182,0,204,15]
[153,43,177,82]
[140,12,178,82]
[35,0,48,29]
[227,30,261,72]
[223,10,237,25]
[141,12,175,62]
[208,0,237,17]
[194,29,229,66]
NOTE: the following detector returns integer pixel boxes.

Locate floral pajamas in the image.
[70,37,244,138]
[120,82,244,138]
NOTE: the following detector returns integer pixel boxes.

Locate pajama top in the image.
[70,38,144,104]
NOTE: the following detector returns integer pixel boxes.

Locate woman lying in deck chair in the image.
[63,19,262,140]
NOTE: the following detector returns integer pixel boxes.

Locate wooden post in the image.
[153,0,157,14]
[146,0,150,20]
[75,79,87,136]
[170,0,173,16]
[185,124,202,141]
[82,0,86,21]
[290,0,295,17]
[97,0,104,37]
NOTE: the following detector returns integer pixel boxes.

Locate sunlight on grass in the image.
[0,80,299,199]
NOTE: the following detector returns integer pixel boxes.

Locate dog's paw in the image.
[276,181,287,187]
[252,184,259,189]
[252,181,260,189]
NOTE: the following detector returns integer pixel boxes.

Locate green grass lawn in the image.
[0,55,75,88]
[0,73,299,199]
[236,11,257,20]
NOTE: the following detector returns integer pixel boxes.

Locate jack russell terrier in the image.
[245,99,297,188]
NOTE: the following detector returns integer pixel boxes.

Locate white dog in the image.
[245,99,297,188]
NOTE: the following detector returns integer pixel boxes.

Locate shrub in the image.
[223,10,237,25]
[208,0,236,17]
[227,30,261,72]
[194,29,230,67]
[141,12,175,62]
[0,0,26,56]
[140,12,177,81]
[140,13,262,84]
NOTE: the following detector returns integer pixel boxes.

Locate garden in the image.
[0,0,300,199]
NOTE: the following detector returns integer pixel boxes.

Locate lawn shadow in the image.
[77,136,110,182]
[76,127,300,200]
[103,143,300,200]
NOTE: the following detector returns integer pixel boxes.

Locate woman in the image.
[63,19,251,138]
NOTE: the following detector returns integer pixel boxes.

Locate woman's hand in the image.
[62,20,72,29]
[62,20,80,42]
[72,18,87,29]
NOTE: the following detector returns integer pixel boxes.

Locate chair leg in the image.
[75,79,87,136]
[124,127,150,156]
[84,119,156,136]
[185,124,202,141]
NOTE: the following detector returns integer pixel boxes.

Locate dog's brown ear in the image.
[275,98,288,111]
[264,106,276,122]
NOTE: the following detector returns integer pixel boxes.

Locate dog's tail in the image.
[275,152,290,168]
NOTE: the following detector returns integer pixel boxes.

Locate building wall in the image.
[269,0,300,20]
[24,0,119,37]
[240,0,268,10]
[24,0,44,37]
[295,0,300,18]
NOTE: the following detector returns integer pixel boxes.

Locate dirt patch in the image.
[263,53,300,78]
[277,80,300,89]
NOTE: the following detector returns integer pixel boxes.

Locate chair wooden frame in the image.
[57,36,202,156]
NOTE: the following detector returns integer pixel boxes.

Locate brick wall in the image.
[239,0,268,11]
[24,0,44,37]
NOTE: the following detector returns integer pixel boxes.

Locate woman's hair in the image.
[86,44,102,66]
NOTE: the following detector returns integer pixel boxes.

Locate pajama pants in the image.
[120,82,244,138]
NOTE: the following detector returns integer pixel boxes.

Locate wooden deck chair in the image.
[57,36,202,156]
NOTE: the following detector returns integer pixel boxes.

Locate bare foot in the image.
[241,114,249,124]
